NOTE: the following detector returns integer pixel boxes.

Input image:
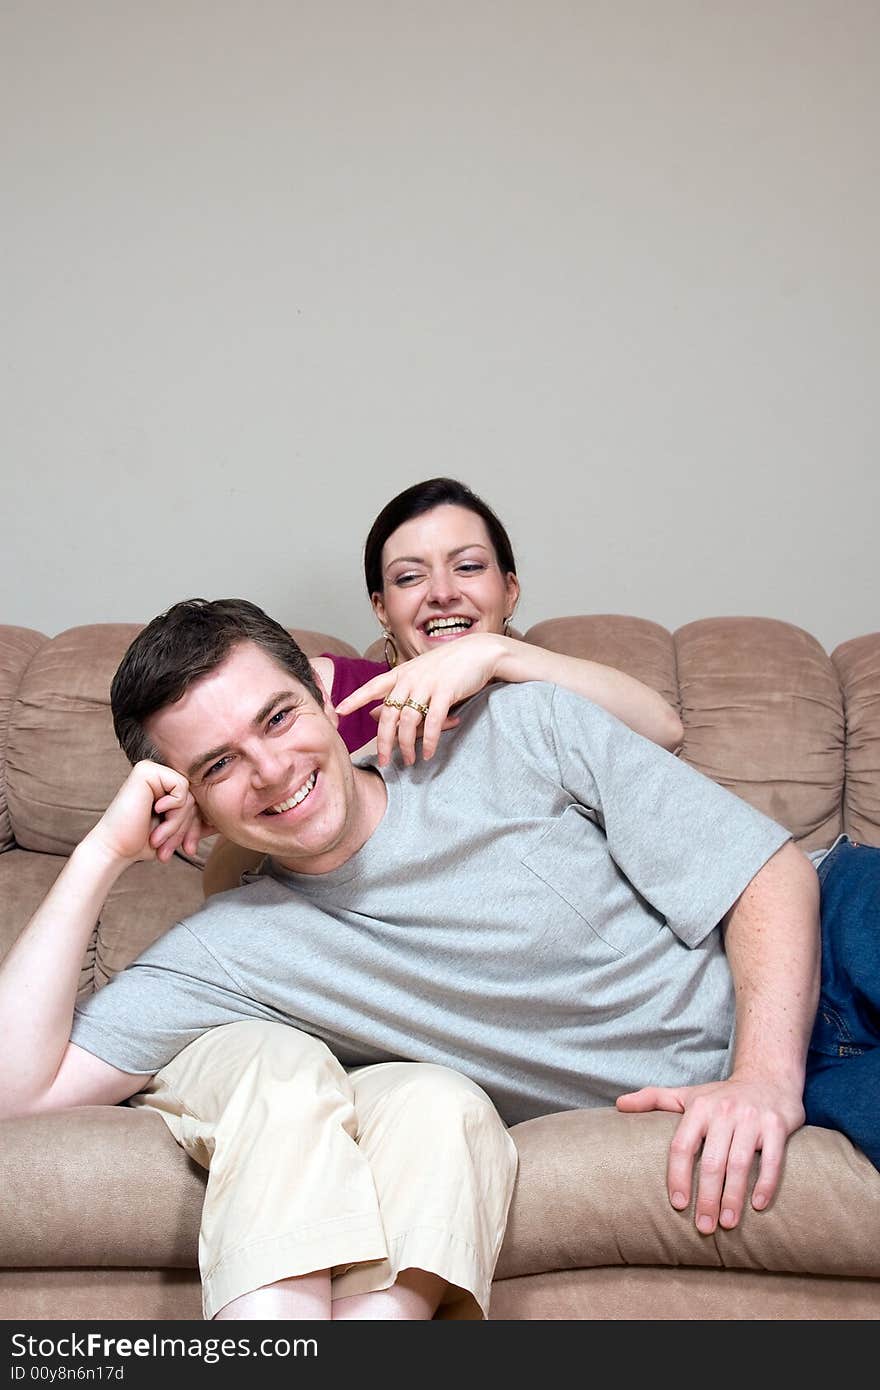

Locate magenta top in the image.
[325,654,388,752]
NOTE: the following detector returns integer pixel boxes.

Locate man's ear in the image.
[310,666,339,727]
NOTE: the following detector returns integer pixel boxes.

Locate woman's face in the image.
[372,503,520,661]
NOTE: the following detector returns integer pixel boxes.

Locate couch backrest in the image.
[1,615,878,855]
[0,626,50,854]
[523,614,878,851]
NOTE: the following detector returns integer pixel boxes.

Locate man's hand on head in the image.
[87,760,211,868]
[616,1073,806,1232]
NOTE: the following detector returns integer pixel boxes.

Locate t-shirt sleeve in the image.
[69,921,282,1074]
[545,684,792,946]
[326,654,388,753]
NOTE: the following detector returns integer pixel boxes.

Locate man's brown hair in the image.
[111,598,322,766]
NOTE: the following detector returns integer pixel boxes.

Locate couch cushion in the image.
[487,1266,880,1319]
[832,632,880,848]
[496,1109,880,1281]
[0,1107,203,1268]
[4,1104,878,1284]
[674,618,844,849]
[523,615,678,708]
[288,629,361,661]
[94,856,205,989]
[0,849,94,1002]
[6,625,138,855]
[0,627,48,854]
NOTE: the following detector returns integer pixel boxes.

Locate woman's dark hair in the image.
[363,478,518,596]
[111,598,322,766]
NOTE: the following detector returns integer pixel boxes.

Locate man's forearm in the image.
[0,836,128,1115]
[723,840,821,1096]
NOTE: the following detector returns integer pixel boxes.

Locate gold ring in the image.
[404,698,430,718]
[383,696,406,710]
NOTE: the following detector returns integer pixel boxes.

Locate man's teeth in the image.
[267,773,316,815]
[425,617,473,635]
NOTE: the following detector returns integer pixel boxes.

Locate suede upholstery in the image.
[1,614,879,1321]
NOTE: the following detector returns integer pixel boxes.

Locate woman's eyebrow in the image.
[383,544,491,573]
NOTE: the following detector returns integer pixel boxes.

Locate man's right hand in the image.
[0,757,210,1121]
[87,760,210,867]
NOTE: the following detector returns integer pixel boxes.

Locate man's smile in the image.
[262,771,318,816]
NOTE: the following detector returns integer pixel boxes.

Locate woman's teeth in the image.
[424,617,473,636]
[266,772,317,815]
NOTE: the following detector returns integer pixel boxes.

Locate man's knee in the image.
[153,1021,350,1111]
[368,1063,508,1145]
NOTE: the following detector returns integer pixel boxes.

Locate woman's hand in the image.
[335,633,509,765]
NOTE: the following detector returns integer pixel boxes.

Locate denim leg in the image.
[804,839,880,1168]
[804,1050,880,1168]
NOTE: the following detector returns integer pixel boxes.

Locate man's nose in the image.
[249,744,289,789]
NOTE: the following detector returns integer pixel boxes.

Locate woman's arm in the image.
[489,638,682,750]
[336,633,682,765]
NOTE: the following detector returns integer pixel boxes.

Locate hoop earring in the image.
[383,631,398,669]
[503,615,512,636]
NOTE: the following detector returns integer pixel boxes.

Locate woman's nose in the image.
[426,568,460,605]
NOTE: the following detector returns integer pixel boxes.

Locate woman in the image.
[204,476,681,893]
[142,479,682,1321]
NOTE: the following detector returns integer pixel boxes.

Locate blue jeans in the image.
[804,837,880,1168]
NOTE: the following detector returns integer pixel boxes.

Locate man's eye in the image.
[268,707,293,729]
[204,756,231,780]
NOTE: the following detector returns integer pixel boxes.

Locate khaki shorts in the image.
[131,1021,517,1319]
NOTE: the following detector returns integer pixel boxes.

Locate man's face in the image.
[145,642,378,874]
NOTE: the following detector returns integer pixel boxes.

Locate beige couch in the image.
[2,614,879,1320]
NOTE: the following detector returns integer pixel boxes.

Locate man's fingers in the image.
[713,1111,788,1226]
[148,782,201,865]
[691,1116,738,1233]
[665,1107,710,1214]
[713,1117,766,1229]
[616,1086,685,1114]
[750,1116,786,1213]
[620,1078,802,1233]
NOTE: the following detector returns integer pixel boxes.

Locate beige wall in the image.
[3,1,877,653]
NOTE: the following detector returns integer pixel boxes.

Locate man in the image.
[0,599,871,1316]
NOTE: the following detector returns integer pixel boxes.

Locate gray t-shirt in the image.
[71,683,791,1125]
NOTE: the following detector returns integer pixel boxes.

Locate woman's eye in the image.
[456,562,486,574]
[393,572,423,587]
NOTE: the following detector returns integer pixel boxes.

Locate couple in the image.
[0,479,876,1323]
